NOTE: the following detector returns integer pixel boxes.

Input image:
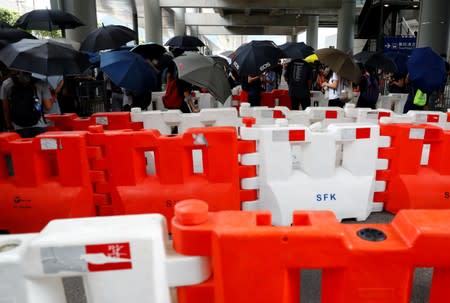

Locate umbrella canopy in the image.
[231,40,283,75]
[279,42,314,59]
[0,38,90,76]
[131,43,166,60]
[14,9,84,31]
[100,50,157,93]
[385,51,409,75]
[354,51,398,73]
[209,55,231,70]
[315,48,361,83]
[353,51,374,63]
[80,25,137,52]
[0,21,13,29]
[0,28,36,43]
[174,52,231,103]
[165,35,205,48]
[407,47,447,94]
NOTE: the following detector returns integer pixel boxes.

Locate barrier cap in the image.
[175,200,209,226]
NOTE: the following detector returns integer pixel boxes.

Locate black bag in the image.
[10,79,42,127]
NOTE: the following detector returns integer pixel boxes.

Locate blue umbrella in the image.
[407,47,447,94]
[100,50,157,93]
[385,51,408,75]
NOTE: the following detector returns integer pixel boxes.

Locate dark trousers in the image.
[328,98,345,108]
[248,93,261,107]
[290,95,311,110]
[15,127,47,138]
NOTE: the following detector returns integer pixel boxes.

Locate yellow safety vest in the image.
[413,89,427,106]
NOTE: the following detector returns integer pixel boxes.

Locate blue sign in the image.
[384,36,416,54]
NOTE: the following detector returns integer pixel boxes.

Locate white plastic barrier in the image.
[194,92,218,109]
[240,121,385,225]
[131,108,241,134]
[240,104,351,127]
[310,90,328,107]
[304,107,352,127]
[150,91,167,111]
[0,214,210,303]
[177,108,242,133]
[344,104,393,124]
[406,110,449,130]
[131,108,182,134]
[377,93,408,114]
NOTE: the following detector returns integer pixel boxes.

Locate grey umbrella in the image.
[174,52,231,104]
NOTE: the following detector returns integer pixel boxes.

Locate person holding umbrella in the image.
[321,68,346,107]
[1,71,52,137]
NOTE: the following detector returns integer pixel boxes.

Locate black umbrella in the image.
[279,42,314,59]
[14,9,84,37]
[354,51,397,73]
[0,21,13,29]
[0,38,90,76]
[165,35,205,48]
[80,25,137,52]
[231,40,283,75]
[365,52,398,73]
[131,43,166,60]
[0,28,37,43]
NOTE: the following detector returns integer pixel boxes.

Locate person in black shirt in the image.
[284,59,313,110]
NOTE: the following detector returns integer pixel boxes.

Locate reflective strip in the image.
[427,114,440,123]
[84,243,132,272]
[414,114,427,123]
[261,110,273,118]
[95,116,109,125]
[325,110,338,119]
[340,128,371,140]
[367,111,379,119]
[273,130,305,142]
[273,110,285,118]
[40,138,58,150]
[356,128,371,139]
[409,128,425,139]
[289,130,305,141]
[378,112,391,118]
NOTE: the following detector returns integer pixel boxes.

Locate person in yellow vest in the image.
[403,75,427,113]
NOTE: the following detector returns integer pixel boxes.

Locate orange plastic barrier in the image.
[86,126,241,228]
[173,200,450,303]
[46,112,143,131]
[375,123,450,213]
[260,92,275,107]
[0,132,96,233]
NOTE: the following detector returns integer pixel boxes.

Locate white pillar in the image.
[173,8,186,36]
[417,0,449,56]
[144,0,162,44]
[307,16,319,49]
[337,0,355,53]
[189,8,200,37]
[60,0,97,42]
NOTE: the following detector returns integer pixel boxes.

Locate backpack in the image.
[162,77,183,109]
[9,78,42,127]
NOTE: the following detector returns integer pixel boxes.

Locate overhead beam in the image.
[185,13,337,27]
[214,8,224,17]
[197,26,306,35]
[159,0,341,10]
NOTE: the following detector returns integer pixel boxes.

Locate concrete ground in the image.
[63,211,433,303]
